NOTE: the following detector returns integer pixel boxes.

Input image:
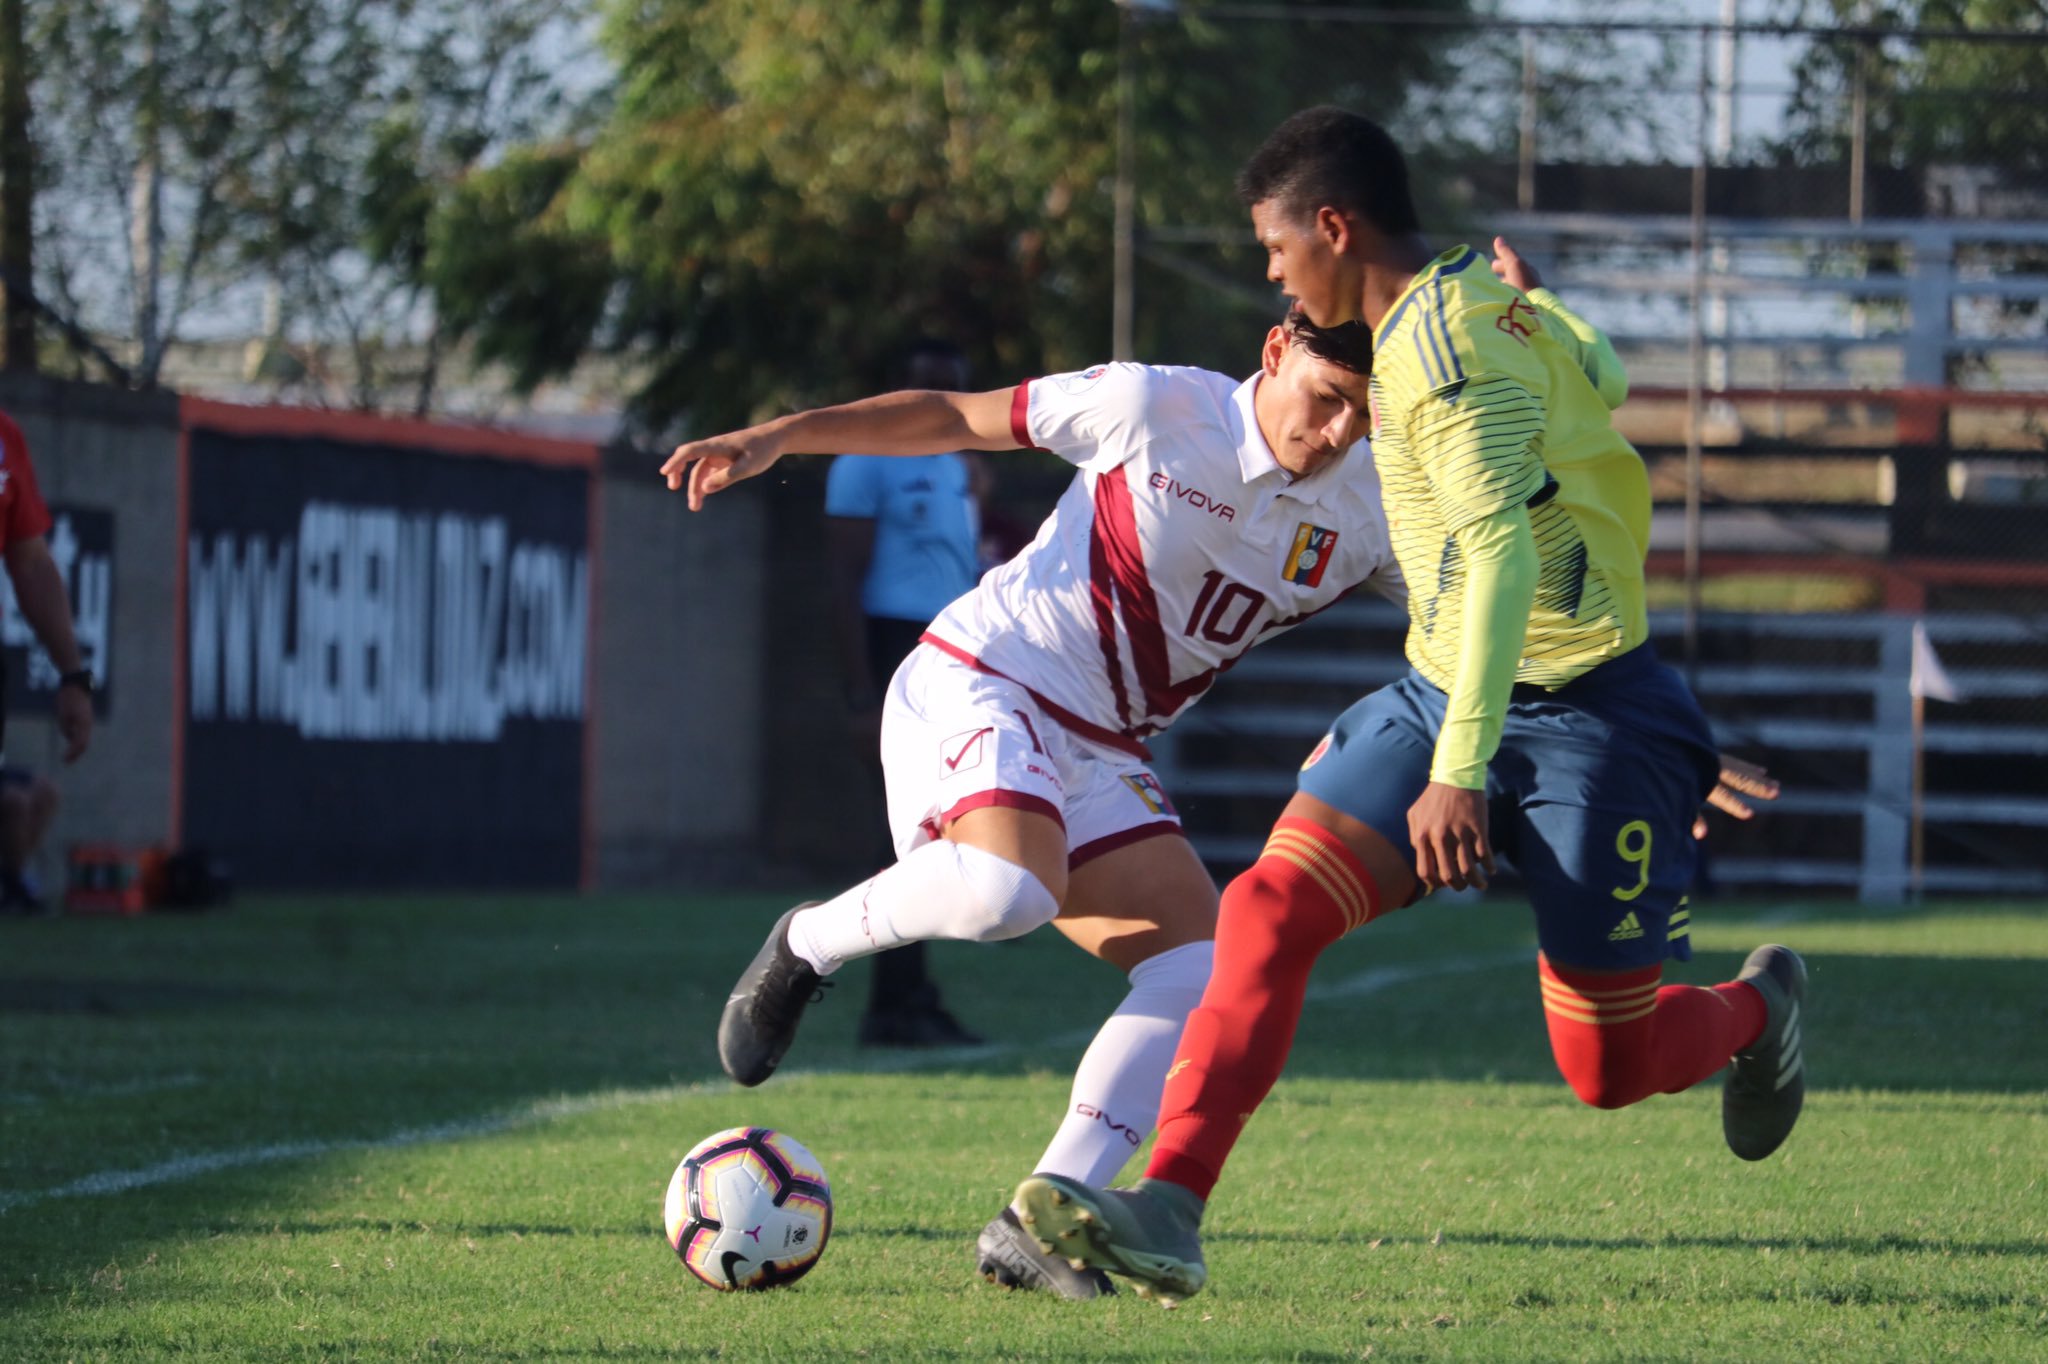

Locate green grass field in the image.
[3,891,2045,1362]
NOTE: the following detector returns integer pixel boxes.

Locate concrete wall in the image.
[753,462,886,881]
[588,446,767,885]
[0,374,183,887]
[0,377,776,893]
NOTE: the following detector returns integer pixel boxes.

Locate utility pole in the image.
[1684,27,1711,679]
[133,0,168,386]
[1517,30,1537,212]
[1112,1,1137,361]
[0,0,35,372]
[1110,0,1176,361]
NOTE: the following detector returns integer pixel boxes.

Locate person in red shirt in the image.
[0,409,95,914]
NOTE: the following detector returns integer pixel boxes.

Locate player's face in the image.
[1258,327,1371,479]
[1251,199,1363,328]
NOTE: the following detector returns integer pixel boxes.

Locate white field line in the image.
[0,1073,205,1107]
[0,949,1524,1215]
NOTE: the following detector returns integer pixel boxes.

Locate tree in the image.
[0,0,32,370]
[1773,0,2048,364]
[1776,0,2048,181]
[345,0,596,411]
[30,0,591,399]
[414,0,1473,434]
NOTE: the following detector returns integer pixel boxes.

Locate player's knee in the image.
[1552,1043,1654,1110]
[1126,938,1213,1002]
[949,841,1060,942]
[1564,1074,1637,1110]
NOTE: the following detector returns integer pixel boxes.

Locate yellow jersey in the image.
[1369,247,1651,695]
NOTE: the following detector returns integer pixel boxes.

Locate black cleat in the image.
[976,1206,1115,1299]
[1722,943,1808,1161]
[717,905,829,1086]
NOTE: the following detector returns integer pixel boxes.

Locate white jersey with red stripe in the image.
[922,362,1403,757]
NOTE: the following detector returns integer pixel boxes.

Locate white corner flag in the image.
[1910,620,1963,702]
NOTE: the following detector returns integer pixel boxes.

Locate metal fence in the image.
[1111,4,2048,897]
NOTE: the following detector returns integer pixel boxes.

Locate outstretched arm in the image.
[1490,237,1628,410]
[661,387,1020,511]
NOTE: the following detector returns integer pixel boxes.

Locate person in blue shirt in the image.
[825,338,986,1047]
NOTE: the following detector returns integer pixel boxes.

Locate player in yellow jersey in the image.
[1016,108,1805,1303]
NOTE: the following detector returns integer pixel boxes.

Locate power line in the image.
[1193,5,2048,43]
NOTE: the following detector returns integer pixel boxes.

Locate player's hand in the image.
[1408,781,1494,893]
[55,683,93,763]
[1693,753,1780,840]
[1490,236,1543,294]
[661,427,785,511]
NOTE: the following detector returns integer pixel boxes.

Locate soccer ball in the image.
[663,1126,833,1291]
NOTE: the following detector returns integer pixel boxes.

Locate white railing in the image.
[1160,602,2048,900]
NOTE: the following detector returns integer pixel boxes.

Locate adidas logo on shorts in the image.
[1608,911,1645,942]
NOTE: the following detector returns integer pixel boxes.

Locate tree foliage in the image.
[1776,0,2048,178]
[30,0,589,400]
[418,0,1471,434]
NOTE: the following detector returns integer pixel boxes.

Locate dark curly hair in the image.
[1237,107,1420,237]
[1283,310,1374,376]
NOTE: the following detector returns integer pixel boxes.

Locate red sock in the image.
[1146,818,1385,1199]
[1539,953,1768,1109]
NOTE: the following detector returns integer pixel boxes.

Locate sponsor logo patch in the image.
[1054,364,1110,394]
[1496,298,1540,345]
[1608,911,1645,942]
[1283,522,1338,587]
[1121,771,1175,815]
[1149,470,1236,521]
[941,726,993,777]
[1076,1102,1141,1148]
[1301,734,1333,771]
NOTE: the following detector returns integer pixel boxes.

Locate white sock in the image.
[1032,939,1214,1186]
[787,839,1059,975]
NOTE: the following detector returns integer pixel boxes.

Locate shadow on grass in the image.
[292,1347,1354,1364]
[1413,1229,2048,1261]
[0,977,275,1013]
[3,892,2044,1341]
[187,1219,638,1239]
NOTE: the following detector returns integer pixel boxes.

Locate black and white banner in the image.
[184,429,590,888]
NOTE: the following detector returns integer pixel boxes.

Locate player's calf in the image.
[1539,952,1772,1113]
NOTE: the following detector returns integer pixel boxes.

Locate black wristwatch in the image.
[58,668,94,695]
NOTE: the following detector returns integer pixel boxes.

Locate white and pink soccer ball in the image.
[663,1127,833,1291]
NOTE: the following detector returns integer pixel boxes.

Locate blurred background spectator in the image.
[825,338,988,1048]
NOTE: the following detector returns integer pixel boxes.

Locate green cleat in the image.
[1722,943,1808,1161]
[1011,1173,1207,1304]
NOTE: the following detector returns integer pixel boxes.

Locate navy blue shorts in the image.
[1296,644,1720,970]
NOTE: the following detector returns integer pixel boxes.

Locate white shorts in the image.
[880,644,1182,866]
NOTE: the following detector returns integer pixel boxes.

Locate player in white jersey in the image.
[661,314,1397,1298]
